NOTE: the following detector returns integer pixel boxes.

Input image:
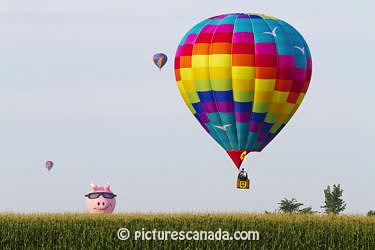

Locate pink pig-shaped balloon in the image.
[85,183,116,214]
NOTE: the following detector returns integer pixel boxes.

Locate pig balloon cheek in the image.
[85,197,116,214]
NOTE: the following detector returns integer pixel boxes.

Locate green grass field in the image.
[1,213,374,249]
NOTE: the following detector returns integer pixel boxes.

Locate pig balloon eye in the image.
[102,202,105,206]
[97,202,100,206]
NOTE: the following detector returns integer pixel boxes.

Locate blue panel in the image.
[192,102,204,114]
[198,91,233,102]
[251,113,266,122]
[213,91,233,102]
[261,122,273,133]
[234,102,252,112]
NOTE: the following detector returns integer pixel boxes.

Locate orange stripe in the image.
[180,56,192,68]
[275,79,293,91]
[232,54,255,66]
[210,43,232,54]
[175,69,181,81]
[256,67,277,79]
[192,43,210,55]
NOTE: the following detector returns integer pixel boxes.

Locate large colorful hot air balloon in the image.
[153,53,168,70]
[174,13,312,170]
[45,161,54,171]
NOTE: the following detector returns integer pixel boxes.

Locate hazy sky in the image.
[0,1,374,214]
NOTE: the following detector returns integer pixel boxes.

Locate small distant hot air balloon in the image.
[153,53,168,70]
[45,161,54,171]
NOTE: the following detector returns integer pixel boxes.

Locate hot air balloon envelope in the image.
[153,53,168,70]
[45,161,54,171]
[174,13,312,169]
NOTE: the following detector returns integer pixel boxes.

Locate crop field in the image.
[0,213,374,249]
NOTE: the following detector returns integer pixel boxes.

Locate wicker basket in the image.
[236,179,249,189]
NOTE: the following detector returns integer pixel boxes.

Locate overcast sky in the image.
[0,0,374,214]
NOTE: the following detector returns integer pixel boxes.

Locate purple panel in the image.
[176,45,183,56]
[278,55,295,67]
[216,102,234,112]
[237,14,249,18]
[216,24,234,33]
[208,14,227,20]
[201,25,218,33]
[185,34,198,44]
[293,68,307,81]
[233,32,254,43]
[257,132,267,141]
[235,112,250,122]
[249,122,261,132]
[198,113,210,124]
[202,102,218,113]
[255,43,277,54]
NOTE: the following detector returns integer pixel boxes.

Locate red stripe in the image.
[174,57,180,69]
[287,92,299,103]
[255,54,277,67]
[181,44,193,56]
[290,81,304,92]
[277,68,294,80]
[196,33,214,43]
[232,43,255,54]
[212,32,233,43]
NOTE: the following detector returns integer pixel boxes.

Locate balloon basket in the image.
[236,179,249,189]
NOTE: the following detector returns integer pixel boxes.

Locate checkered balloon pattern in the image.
[174,13,312,168]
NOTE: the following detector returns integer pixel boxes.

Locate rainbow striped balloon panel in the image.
[174,13,312,152]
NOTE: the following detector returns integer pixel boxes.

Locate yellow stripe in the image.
[268,103,283,114]
[186,92,200,103]
[233,91,253,102]
[296,93,305,105]
[255,79,275,91]
[232,66,256,80]
[187,103,196,114]
[183,80,196,92]
[270,123,282,133]
[232,79,255,91]
[252,102,270,113]
[264,113,278,123]
[276,114,288,124]
[272,91,289,103]
[234,91,253,102]
[192,68,209,80]
[281,103,295,114]
[192,55,208,68]
[254,91,273,102]
[210,79,232,91]
[209,67,232,79]
[180,68,194,81]
[177,81,186,95]
[195,80,211,92]
[209,54,232,67]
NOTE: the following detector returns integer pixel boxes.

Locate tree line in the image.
[274,184,374,216]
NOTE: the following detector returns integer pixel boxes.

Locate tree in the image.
[299,206,316,214]
[321,184,346,214]
[278,198,303,213]
[367,210,375,216]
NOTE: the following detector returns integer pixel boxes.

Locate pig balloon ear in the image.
[90,183,97,191]
[105,183,111,192]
